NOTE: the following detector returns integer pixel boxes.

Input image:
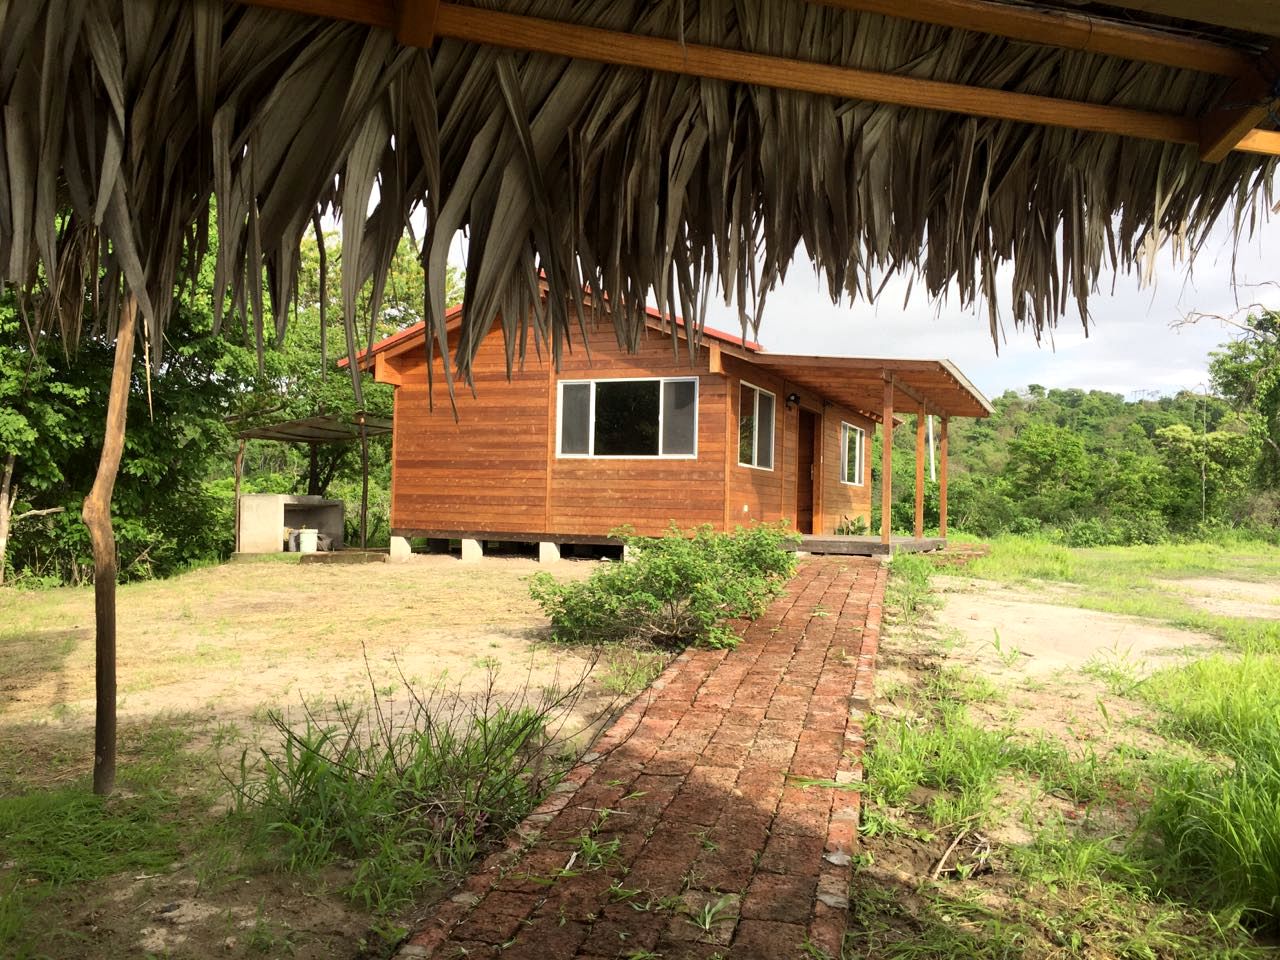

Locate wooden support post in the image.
[939,416,950,539]
[307,442,320,496]
[914,410,926,540]
[881,377,893,546]
[358,411,369,550]
[233,439,246,554]
[85,294,137,797]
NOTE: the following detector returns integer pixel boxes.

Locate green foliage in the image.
[1137,655,1280,927]
[233,678,575,915]
[529,523,798,649]
[884,340,1278,542]
[1210,312,1280,489]
[3,296,256,582]
[1,230,462,584]
[1144,747,1280,929]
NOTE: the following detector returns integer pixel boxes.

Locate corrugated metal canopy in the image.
[238,414,393,444]
[745,355,994,420]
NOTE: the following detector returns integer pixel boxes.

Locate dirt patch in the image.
[932,574,1220,678]
[1157,576,1280,620]
[1,555,610,743]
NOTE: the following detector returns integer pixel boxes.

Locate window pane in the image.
[757,392,774,469]
[594,380,660,456]
[560,383,590,454]
[854,428,864,482]
[738,384,755,465]
[662,380,697,455]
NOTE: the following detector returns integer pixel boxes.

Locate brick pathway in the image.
[399,556,886,960]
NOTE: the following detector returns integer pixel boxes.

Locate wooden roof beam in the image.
[1200,45,1280,162]
[395,0,439,47]
[230,1,1280,158]
[815,0,1253,76]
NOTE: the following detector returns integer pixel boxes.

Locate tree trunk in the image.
[359,412,369,550]
[84,295,137,797]
[0,453,15,586]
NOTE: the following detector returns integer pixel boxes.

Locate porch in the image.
[796,534,947,557]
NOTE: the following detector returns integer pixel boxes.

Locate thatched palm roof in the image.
[1,0,1277,387]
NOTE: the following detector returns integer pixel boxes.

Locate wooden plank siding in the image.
[820,406,875,534]
[381,315,873,540]
[388,325,552,535]
[548,327,722,536]
[723,356,787,529]
[384,319,725,539]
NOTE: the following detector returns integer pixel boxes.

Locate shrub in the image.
[529,523,799,649]
[232,669,596,915]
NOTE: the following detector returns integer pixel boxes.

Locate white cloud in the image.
[702,216,1280,400]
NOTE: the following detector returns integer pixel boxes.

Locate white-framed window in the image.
[841,422,866,486]
[557,377,698,459]
[738,381,775,470]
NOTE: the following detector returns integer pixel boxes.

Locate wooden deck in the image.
[795,534,946,556]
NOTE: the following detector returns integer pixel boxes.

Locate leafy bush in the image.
[529,523,798,649]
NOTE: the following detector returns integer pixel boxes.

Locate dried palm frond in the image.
[0,0,1275,394]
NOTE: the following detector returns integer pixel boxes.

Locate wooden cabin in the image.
[347,303,992,558]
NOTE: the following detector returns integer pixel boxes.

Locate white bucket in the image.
[297,528,319,554]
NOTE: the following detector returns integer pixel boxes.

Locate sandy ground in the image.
[931,574,1222,677]
[1156,576,1280,620]
[1,554,612,744]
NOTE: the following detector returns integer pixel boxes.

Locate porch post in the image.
[939,416,950,538]
[914,410,926,540]
[881,376,893,546]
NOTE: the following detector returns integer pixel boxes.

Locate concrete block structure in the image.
[237,494,344,553]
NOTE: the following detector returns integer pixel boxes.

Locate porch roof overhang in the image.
[745,354,993,421]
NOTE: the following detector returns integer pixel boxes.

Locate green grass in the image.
[1131,654,1280,928]
[599,645,670,696]
[867,704,1138,828]
[953,537,1280,931]
[857,543,1278,955]
[0,724,219,958]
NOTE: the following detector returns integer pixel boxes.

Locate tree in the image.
[0,302,86,583]
[1002,422,1089,524]
[1155,423,1258,529]
[1209,311,1280,487]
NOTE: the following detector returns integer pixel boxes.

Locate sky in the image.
[697,216,1280,402]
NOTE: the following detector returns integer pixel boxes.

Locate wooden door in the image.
[796,409,817,534]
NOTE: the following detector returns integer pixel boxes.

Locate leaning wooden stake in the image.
[84,295,137,797]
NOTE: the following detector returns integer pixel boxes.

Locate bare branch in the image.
[12,506,66,524]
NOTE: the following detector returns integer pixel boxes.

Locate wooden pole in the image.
[881,377,893,546]
[939,416,950,539]
[307,443,321,496]
[359,411,369,550]
[84,294,137,797]
[233,439,246,554]
[914,410,926,540]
